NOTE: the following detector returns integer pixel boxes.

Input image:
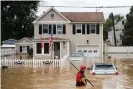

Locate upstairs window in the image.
[43,24,49,34]
[57,24,63,34]
[76,24,82,34]
[90,24,96,34]
[51,13,54,18]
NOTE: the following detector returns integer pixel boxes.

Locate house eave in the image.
[70,21,105,24]
[33,7,71,23]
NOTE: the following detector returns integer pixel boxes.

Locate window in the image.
[88,50,92,53]
[44,43,49,54]
[36,43,41,54]
[94,50,97,53]
[51,13,54,18]
[57,24,63,34]
[122,21,124,25]
[83,50,87,53]
[116,29,119,31]
[78,50,82,52]
[90,24,96,34]
[22,46,27,53]
[43,24,49,34]
[76,24,82,33]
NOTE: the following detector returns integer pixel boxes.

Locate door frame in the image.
[53,42,61,59]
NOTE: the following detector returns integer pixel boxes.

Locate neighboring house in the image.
[2,39,17,45]
[15,37,33,53]
[1,39,17,56]
[108,19,126,46]
[32,7,105,59]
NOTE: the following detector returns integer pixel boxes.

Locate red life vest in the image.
[76,71,86,86]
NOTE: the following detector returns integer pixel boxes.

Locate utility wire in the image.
[39,5,131,8]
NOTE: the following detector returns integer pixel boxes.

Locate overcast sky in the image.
[37,0,133,19]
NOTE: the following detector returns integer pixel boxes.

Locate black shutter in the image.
[96,24,100,34]
[82,24,85,34]
[20,46,22,52]
[27,46,29,51]
[39,25,42,34]
[73,24,76,34]
[87,24,90,34]
[49,25,52,34]
[63,24,66,34]
[53,24,56,34]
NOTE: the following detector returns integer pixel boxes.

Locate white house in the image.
[32,7,105,59]
[107,19,126,46]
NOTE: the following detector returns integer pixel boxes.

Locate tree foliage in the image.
[122,6,133,46]
[103,13,124,41]
[1,1,39,41]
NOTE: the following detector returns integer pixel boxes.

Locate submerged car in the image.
[89,63,119,75]
[68,52,86,61]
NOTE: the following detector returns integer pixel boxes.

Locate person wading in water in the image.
[76,65,87,86]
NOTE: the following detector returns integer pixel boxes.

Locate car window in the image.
[95,64,114,70]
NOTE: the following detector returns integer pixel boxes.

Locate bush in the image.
[27,48,33,56]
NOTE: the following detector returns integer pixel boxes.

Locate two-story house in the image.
[32,7,105,59]
[107,19,126,46]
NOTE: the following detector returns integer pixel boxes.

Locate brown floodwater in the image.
[1,58,133,89]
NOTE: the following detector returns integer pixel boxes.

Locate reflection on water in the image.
[1,59,133,89]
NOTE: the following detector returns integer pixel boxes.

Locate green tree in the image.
[122,6,133,46]
[1,1,39,41]
[103,13,124,41]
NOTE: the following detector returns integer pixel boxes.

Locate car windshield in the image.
[71,53,84,57]
[95,64,114,70]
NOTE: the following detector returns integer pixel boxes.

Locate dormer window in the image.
[51,13,54,18]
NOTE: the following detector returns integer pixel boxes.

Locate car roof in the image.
[94,63,113,65]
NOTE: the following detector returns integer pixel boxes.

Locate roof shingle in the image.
[61,12,105,22]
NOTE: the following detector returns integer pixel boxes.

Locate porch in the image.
[33,37,70,59]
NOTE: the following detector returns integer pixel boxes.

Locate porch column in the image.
[67,41,70,56]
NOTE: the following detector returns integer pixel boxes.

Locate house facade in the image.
[33,7,104,59]
[107,19,126,46]
[15,37,33,53]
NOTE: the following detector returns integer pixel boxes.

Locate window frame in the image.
[35,42,50,55]
[56,24,63,34]
[83,50,87,53]
[43,24,49,34]
[76,24,82,34]
[94,50,97,53]
[90,24,96,34]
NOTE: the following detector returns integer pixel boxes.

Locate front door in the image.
[53,42,60,59]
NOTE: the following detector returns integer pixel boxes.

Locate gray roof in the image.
[2,39,17,44]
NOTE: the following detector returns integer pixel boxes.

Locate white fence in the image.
[104,46,133,58]
[1,49,16,56]
[1,58,61,68]
[106,46,133,53]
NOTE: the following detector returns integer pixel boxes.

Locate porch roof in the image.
[34,37,69,41]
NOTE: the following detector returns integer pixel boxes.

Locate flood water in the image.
[1,58,133,89]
